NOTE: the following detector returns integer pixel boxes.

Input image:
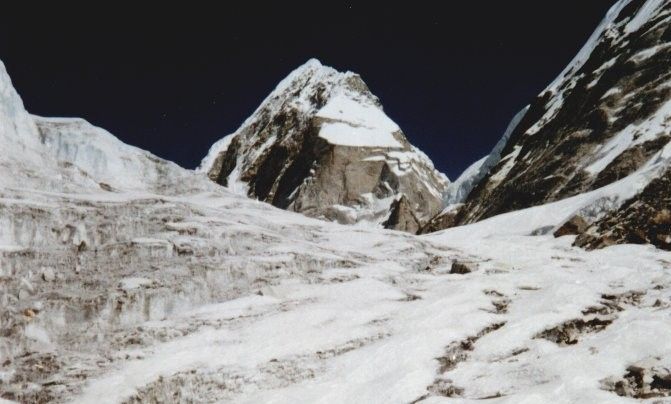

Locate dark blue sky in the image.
[0,3,615,179]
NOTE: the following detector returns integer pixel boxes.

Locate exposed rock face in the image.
[576,167,671,250]
[383,195,421,233]
[418,205,461,235]
[602,359,671,399]
[449,260,475,275]
[427,0,671,237]
[554,215,589,238]
[200,59,449,232]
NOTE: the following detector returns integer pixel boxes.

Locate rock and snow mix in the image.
[430,0,671,238]
[2,1,671,403]
[199,59,449,232]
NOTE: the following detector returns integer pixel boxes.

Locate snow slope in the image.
[315,93,403,148]
[1,81,670,403]
[3,157,671,403]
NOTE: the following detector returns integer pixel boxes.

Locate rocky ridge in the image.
[425,0,671,249]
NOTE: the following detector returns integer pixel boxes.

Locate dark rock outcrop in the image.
[418,205,461,235]
[383,195,421,233]
[450,260,475,274]
[554,215,589,238]
[576,167,671,250]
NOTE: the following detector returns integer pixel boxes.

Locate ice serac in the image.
[0,61,48,188]
[32,116,203,194]
[200,59,449,232]
[425,0,671,246]
[0,61,208,195]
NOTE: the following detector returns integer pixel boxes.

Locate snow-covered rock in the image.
[426,0,671,245]
[200,59,449,232]
[0,62,212,196]
[576,163,671,250]
[443,105,530,206]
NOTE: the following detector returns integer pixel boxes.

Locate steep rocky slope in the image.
[200,59,449,232]
[576,165,671,249]
[426,0,671,243]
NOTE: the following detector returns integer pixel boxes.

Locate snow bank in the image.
[316,94,403,148]
[319,122,402,148]
[317,94,398,132]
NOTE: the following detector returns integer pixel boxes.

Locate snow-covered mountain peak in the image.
[256,58,378,115]
[200,59,389,173]
[200,59,449,232]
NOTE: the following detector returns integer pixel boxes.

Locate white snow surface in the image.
[53,182,671,404]
[625,0,668,33]
[318,122,402,148]
[316,93,399,132]
[0,61,55,189]
[3,90,671,403]
[316,93,402,148]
